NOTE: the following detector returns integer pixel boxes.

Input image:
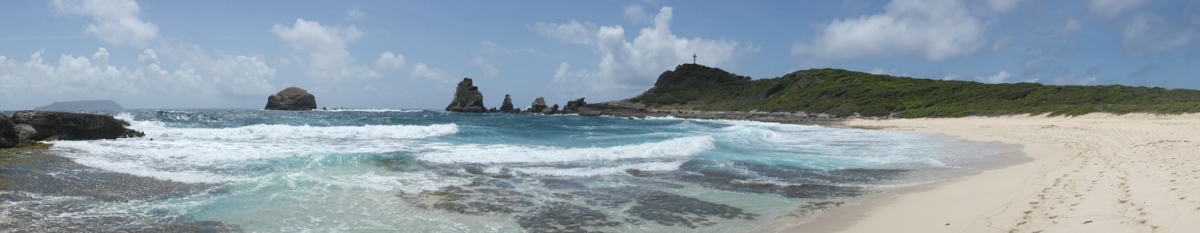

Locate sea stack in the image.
[445,77,487,112]
[265,87,317,110]
[563,97,587,113]
[500,94,517,112]
[528,97,548,113]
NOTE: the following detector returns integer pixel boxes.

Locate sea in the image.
[0,109,1021,232]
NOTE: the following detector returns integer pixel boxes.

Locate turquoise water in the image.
[25,109,1013,232]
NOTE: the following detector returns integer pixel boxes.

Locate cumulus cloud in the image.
[981,71,1012,83]
[410,62,451,82]
[1089,0,1148,17]
[1122,12,1193,56]
[532,20,596,45]
[0,47,276,105]
[273,19,379,80]
[534,6,757,100]
[791,0,985,61]
[375,52,406,70]
[50,0,160,47]
[623,5,651,24]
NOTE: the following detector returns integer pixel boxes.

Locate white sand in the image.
[792,113,1200,233]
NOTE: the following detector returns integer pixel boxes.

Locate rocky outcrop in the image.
[563,98,587,113]
[0,113,17,148]
[265,87,317,110]
[548,104,560,114]
[10,111,145,141]
[528,97,548,113]
[446,78,487,112]
[500,94,517,112]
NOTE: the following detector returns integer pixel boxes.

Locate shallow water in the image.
[2,109,1019,232]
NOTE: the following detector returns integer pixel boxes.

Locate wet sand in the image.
[796,113,1200,232]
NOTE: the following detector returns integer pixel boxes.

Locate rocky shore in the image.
[442,77,843,124]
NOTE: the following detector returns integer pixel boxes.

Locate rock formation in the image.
[0,113,17,148]
[528,97,548,113]
[563,98,587,113]
[548,104,560,114]
[445,78,487,112]
[265,87,317,110]
[10,111,144,142]
[500,94,517,112]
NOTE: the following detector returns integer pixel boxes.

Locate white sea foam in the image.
[513,161,686,177]
[138,123,458,141]
[417,136,715,164]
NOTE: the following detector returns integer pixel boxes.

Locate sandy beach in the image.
[793,113,1200,232]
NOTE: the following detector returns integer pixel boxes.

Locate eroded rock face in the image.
[528,97,548,113]
[265,87,317,110]
[446,78,487,112]
[563,97,587,113]
[10,111,144,141]
[0,113,17,148]
[500,94,517,112]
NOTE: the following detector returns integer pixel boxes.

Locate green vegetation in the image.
[631,64,1200,118]
[0,142,53,190]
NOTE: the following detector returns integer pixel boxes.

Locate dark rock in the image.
[0,113,16,148]
[445,77,487,112]
[34,100,124,111]
[548,104,560,114]
[527,97,548,113]
[563,97,587,113]
[264,87,317,110]
[10,111,144,141]
[500,94,517,112]
[13,124,35,145]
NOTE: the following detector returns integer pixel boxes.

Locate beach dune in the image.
[803,113,1200,232]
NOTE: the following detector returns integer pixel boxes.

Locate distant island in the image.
[34,100,125,111]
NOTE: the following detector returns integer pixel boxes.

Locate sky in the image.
[1,0,1198,110]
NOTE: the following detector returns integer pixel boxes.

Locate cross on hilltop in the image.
[693,54,697,64]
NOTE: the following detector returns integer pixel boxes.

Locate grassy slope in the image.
[629,64,1200,118]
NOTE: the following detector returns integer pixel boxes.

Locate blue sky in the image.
[1,0,1198,110]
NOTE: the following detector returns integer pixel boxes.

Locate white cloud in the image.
[1122,12,1193,56]
[791,0,985,61]
[623,5,651,24]
[537,6,756,100]
[345,6,367,22]
[375,52,406,70]
[1089,0,1148,17]
[50,0,160,47]
[532,20,596,45]
[1062,18,1082,35]
[981,71,1011,83]
[410,62,451,82]
[0,47,276,105]
[272,19,379,80]
[471,56,499,78]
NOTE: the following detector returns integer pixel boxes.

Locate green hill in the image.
[628,64,1200,118]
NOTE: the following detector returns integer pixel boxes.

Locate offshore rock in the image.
[563,98,586,113]
[500,94,517,112]
[548,104,560,114]
[528,97,548,113]
[11,111,144,141]
[0,113,16,148]
[445,78,487,112]
[265,87,317,110]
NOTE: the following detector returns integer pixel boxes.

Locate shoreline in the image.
[790,113,1200,232]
